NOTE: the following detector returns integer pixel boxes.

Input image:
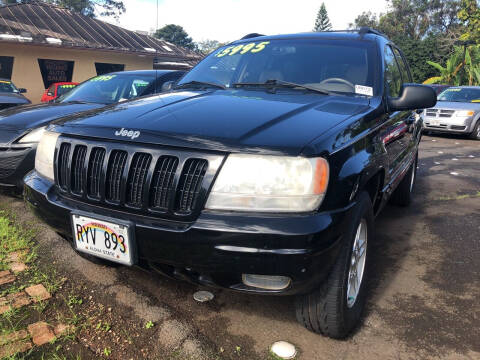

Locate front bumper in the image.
[0,145,35,189]
[24,171,352,295]
[423,115,474,134]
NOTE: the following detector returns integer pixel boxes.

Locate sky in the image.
[101,0,390,43]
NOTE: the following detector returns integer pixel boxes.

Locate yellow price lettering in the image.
[215,41,270,57]
[216,46,234,57]
[228,45,245,56]
[240,43,256,54]
[251,41,270,53]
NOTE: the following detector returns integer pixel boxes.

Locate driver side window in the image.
[384,46,402,98]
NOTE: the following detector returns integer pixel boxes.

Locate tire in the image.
[295,191,373,339]
[389,152,417,207]
[470,122,480,140]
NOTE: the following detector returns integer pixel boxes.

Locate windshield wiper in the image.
[232,79,331,95]
[175,80,226,90]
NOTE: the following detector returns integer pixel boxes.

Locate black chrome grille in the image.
[176,159,208,213]
[105,150,128,203]
[126,153,152,207]
[150,156,178,211]
[55,138,221,219]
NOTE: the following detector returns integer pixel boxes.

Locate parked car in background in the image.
[41,82,79,103]
[423,86,480,140]
[427,84,450,95]
[0,70,185,190]
[25,29,436,338]
[0,78,30,110]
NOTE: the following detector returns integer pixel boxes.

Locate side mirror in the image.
[47,92,54,97]
[161,81,175,92]
[388,84,436,112]
[18,88,27,94]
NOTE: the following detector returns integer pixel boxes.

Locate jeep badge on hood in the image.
[115,128,140,140]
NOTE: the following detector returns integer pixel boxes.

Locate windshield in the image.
[438,87,480,102]
[56,84,77,97]
[0,80,19,93]
[177,39,378,95]
[57,74,156,104]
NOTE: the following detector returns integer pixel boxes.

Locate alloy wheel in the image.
[346,219,368,308]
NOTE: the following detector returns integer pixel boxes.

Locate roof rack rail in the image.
[241,33,265,40]
[318,28,388,38]
[358,27,385,36]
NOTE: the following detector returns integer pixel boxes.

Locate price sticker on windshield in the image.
[91,75,116,82]
[215,42,270,57]
[60,84,76,88]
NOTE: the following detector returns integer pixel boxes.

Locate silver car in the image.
[423,86,480,140]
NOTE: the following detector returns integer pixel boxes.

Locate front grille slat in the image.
[106,150,128,202]
[57,143,71,190]
[176,159,208,213]
[150,156,179,210]
[71,145,87,194]
[126,153,152,207]
[87,147,105,199]
[55,139,214,219]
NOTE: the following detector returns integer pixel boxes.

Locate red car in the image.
[41,82,79,102]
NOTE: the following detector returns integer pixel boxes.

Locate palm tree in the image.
[424,52,463,85]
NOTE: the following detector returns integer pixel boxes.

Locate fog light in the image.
[242,274,291,290]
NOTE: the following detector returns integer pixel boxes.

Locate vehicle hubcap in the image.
[476,126,480,139]
[347,219,367,308]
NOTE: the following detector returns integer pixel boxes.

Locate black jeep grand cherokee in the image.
[24,29,436,338]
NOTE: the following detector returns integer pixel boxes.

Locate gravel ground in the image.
[1,132,479,360]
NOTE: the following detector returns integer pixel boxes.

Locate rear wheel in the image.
[390,152,417,207]
[470,122,480,140]
[295,191,373,339]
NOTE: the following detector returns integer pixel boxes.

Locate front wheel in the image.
[470,122,480,140]
[295,191,373,338]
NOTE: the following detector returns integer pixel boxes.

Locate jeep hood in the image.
[0,102,103,144]
[52,90,372,155]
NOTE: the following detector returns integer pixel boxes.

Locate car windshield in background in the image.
[57,74,155,104]
[437,87,480,103]
[0,80,19,93]
[56,84,77,97]
[177,39,378,95]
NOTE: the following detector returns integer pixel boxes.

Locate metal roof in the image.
[0,1,202,64]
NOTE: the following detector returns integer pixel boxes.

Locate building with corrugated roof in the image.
[0,1,202,102]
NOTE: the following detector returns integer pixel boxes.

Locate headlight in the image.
[456,110,475,117]
[17,126,46,143]
[205,154,329,212]
[35,130,59,181]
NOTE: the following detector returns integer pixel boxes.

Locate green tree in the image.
[154,24,196,51]
[458,0,480,43]
[313,3,332,31]
[425,45,480,85]
[197,39,228,55]
[350,0,463,82]
[349,11,379,29]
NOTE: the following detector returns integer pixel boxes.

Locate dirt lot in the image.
[0,133,479,360]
